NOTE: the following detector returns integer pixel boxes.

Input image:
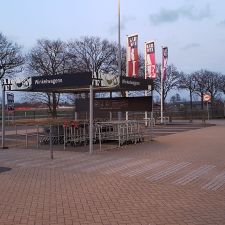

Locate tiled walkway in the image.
[0,121,225,225]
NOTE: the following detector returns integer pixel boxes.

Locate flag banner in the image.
[145,41,156,79]
[126,34,139,77]
[162,47,168,80]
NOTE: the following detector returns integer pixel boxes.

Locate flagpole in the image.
[118,0,121,76]
[117,0,123,120]
[160,46,164,124]
[144,42,148,126]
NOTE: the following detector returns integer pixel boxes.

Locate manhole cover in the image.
[0,167,12,173]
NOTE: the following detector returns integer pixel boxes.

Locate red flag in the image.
[145,41,156,79]
[126,34,138,77]
[162,47,168,80]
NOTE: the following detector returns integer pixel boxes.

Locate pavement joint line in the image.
[103,159,149,174]
[83,157,132,172]
[121,160,168,177]
[202,170,225,191]
[63,156,120,171]
[18,154,86,167]
[173,165,216,185]
[146,162,192,181]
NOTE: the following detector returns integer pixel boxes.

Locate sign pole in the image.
[224,101,225,118]
[89,84,93,154]
[144,90,148,126]
[150,89,154,141]
[1,82,6,149]
[207,101,209,122]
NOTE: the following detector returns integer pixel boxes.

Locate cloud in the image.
[181,43,200,50]
[150,4,211,25]
[109,15,136,34]
[218,20,225,26]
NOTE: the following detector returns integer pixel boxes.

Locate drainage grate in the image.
[0,167,12,173]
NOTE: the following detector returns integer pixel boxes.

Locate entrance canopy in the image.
[10,72,153,93]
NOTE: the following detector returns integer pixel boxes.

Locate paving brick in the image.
[0,122,225,224]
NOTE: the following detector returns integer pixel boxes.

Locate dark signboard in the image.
[76,96,152,112]
[120,76,153,91]
[31,72,92,91]
[11,72,154,92]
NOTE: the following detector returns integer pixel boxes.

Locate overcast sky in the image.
[1,0,225,74]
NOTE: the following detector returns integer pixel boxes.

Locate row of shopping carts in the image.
[95,121,144,146]
[39,120,145,148]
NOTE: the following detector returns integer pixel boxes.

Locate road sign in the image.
[7,93,14,111]
[203,94,211,102]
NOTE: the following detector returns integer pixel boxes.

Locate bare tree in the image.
[204,70,221,116]
[27,39,70,118]
[179,73,196,112]
[0,32,24,79]
[154,64,181,107]
[138,54,145,78]
[191,70,208,110]
[120,46,127,76]
[218,75,225,94]
[68,36,118,77]
[192,69,221,111]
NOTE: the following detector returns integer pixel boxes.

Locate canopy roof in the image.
[9,72,154,93]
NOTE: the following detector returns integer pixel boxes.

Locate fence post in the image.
[150,111,154,141]
[63,125,66,150]
[98,125,102,151]
[57,123,60,144]
[50,125,53,159]
[15,124,18,147]
[25,127,28,149]
[36,125,39,149]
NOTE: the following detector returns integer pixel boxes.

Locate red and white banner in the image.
[145,41,156,79]
[126,34,138,77]
[162,47,168,80]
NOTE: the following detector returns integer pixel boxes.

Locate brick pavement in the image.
[0,121,225,225]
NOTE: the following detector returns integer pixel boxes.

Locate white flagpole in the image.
[160,46,164,124]
[118,0,121,77]
[144,42,148,125]
[118,0,122,121]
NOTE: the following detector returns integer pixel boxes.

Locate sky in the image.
[1,0,225,74]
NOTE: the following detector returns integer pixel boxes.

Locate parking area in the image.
[1,120,213,150]
[0,120,225,225]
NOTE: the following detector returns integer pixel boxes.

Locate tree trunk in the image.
[189,90,193,122]
[201,93,204,110]
[52,92,57,118]
[210,92,214,119]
